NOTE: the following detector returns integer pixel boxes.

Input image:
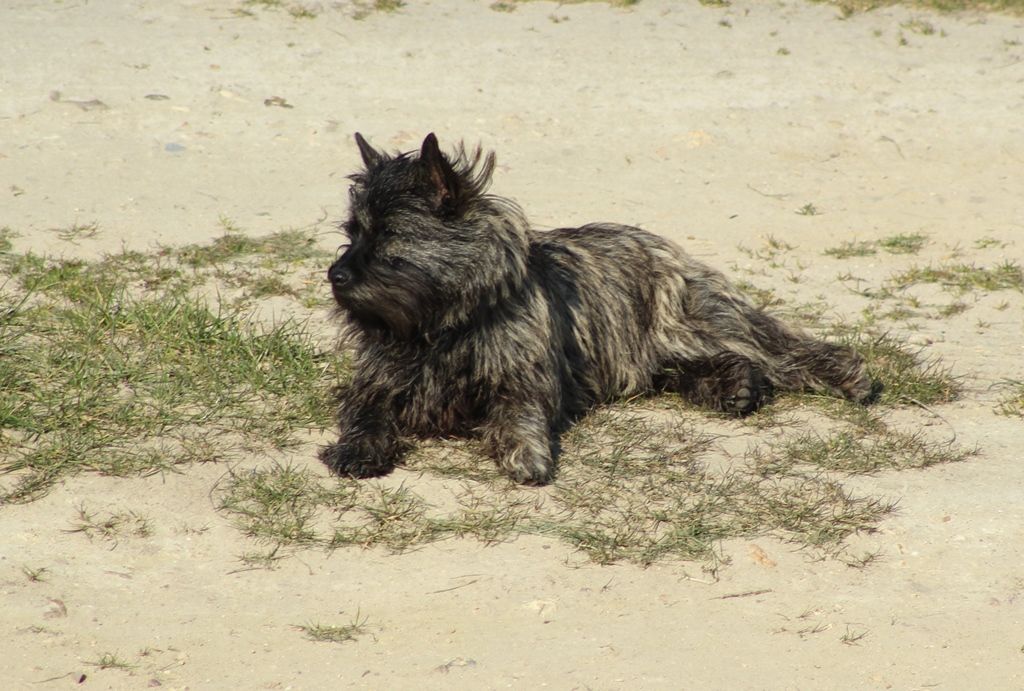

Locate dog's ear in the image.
[419,133,460,212]
[354,132,384,169]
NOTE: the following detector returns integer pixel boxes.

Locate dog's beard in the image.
[336,267,438,341]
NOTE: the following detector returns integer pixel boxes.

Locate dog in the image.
[320,133,879,484]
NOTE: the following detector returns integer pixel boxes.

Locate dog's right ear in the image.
[354,132,384,169]
[419,132,461,212]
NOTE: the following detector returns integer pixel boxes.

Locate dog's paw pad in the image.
[721,367,772,417]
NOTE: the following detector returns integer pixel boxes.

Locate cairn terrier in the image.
[321,133,879,484]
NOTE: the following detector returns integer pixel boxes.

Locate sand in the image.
[2,0,1023,688]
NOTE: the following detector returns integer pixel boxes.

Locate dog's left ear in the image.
[354,132,384,169]
[419,133,460,212]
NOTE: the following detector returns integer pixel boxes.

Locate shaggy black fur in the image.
[320,133,880,484]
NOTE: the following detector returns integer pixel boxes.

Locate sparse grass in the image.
[353,0,405,19]
[52,222,99,243]
[288,4,317,18]
[901,18,936,34]
[217,390,970,569]
[1,222,978,572]
[796,203,820,216]
[840,332,961,405]
[840,625,869,645]
[996,380,1024,417]
[22,565,49,582]
[295,613,368,643]
[818,1,1024,15]
[888,261,1024,294]
[825,233,927,258]
[973,236,1005,250]
[937,300,969,317]
[878,232,927,254]
[825,240,876,258]
[488,0,639,10]
[743,475,897,551]
[217,465,325,546]
[757,427,973,476]
[88,652,136,671]
[176,225,331,267]
[67,505,153,543]
[0,227,15,252]
[735,280,784,310]
[0,230,342,502]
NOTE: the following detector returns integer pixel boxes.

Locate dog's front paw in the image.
[319,440,395,479]
[497,441,555,486]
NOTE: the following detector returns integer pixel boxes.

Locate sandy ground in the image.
[2,0,1024,688]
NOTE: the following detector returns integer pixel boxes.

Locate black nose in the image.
[328,263,352,287]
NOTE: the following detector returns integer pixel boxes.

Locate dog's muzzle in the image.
[328,263,353,288]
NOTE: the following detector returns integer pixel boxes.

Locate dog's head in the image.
[327,133,528,341]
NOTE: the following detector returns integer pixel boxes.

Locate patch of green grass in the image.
[353,0,405,19]
[2,221,977,572]
[218,390,970,570]
[878,232,927,254]
[489,0,639,9]
[176,225,331,268]
[901,18,936,34]
[839,332,961,405]
[67,505,153,543]
[88,652,135,671]
[757,427,973,476]
[796,203,820,216]
[936,300,969,317]
[888,261,1024,294]
[996,380,1024,417]
[817,0,1024,15]
[432,490,537,545]
[333,483,448,552]
[825,233,927,259]
[238,272,298,299]
[217,465,325,546]
[825,240,876,259]
[0,227,15,253]
[296,614,368,643]
[0,235,342,502]
[177,232,261,267]
[742,475,897,551]
[973,236,1005,250]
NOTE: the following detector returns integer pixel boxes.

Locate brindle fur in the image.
[321,133,879,484]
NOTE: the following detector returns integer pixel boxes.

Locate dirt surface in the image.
[2,0,1024,688]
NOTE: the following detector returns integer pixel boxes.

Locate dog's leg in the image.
[658,352,773,416]
[740,309,881,404]
[479,400,557,485]
[319,383,405,478]
[666,276,880,405]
